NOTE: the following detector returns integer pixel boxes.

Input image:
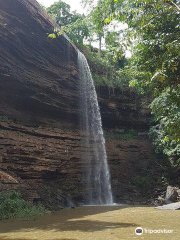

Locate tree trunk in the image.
[98,36,102,57]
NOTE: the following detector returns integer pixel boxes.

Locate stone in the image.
[177,189,180,196]
[156,202,180,210]
[157,196,165,205]
[165,186,178,203]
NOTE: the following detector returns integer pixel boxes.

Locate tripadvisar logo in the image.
[135,227,143,235]
[135,227,173,235]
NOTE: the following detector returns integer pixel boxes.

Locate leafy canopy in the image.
[47,1,90,45]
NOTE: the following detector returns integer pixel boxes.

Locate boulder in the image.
[156,202,180,210]
[165,186,178,203]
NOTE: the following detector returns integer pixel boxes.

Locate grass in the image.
[0,191,49,220]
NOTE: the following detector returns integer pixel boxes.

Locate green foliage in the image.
[47,1,129,89]
[89,0,108,54]
[81,45,128,89]
[67,14,90,45]
[90,1,105,38]
[0,191,48,220]
[105,129,137,140]
[47,1,90,45]
[47,1,72,25]
[150,87,180,141]
[150,125,180,168]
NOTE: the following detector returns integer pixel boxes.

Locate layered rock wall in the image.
[97,87,162,203]
[0,0,82,207]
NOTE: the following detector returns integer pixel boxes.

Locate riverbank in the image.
[0,206,179,240]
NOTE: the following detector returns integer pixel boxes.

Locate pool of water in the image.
[0,206,179,240]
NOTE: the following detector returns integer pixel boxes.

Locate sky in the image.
[37,0,85,14]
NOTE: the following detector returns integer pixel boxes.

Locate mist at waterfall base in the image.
[78,50,114,206]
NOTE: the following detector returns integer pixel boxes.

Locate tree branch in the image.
[165,1,180,13]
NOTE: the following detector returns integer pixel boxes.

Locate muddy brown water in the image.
[0,206,179,240]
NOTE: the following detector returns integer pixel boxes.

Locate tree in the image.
[89,0,109,56]
[121,0,180,166]
[47,1,90,45]
[83,0,180,167]
[66,12,90,45]
[47,1,72,26]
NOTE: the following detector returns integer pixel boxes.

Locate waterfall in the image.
[78,50,113,205]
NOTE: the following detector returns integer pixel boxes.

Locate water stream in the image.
[78,51,113,205]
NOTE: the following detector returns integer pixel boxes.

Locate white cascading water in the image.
[78,50,113,205]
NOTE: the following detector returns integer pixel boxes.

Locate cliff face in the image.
[97,87,163,204]
[0,0,83,207]
[0,0,162,207]
[0,0,79,127]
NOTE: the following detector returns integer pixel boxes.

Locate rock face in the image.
[97,86,151,130]
[0,0,79,127]
[0,0,163,207]
[97,87,163,204]
[0,0,82,208]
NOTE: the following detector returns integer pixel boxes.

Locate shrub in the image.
[105,129,137,141]
[0,191,48,220]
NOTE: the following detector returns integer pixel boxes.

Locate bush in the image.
[81,45,128,89]
[105,129,137,141]
[0,191,48,220]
